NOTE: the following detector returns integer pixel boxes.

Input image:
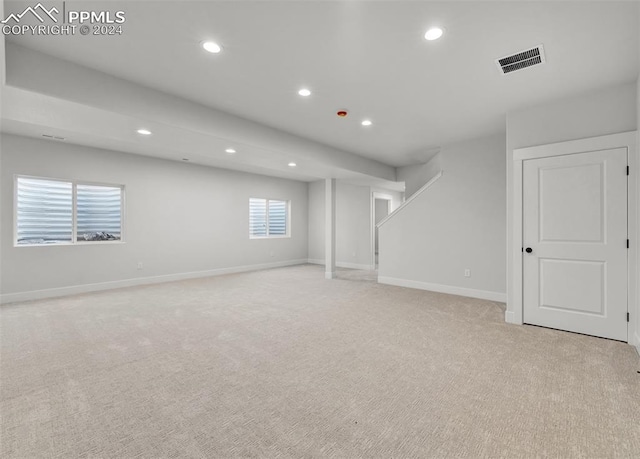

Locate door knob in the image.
[525,247,533,253]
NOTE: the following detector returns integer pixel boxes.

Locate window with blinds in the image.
[77,184,122,242]
[16,177,73,245]
[249,198,289,238]
[15,176,124,246]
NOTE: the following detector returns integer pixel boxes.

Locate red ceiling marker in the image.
[336,110,348,117]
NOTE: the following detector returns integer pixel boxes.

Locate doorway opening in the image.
[372,193,392,269]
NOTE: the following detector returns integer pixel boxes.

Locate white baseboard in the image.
[378,276,507,303]
[0,259,308,304]
[307,259,374,271]
[337,261,375,270]
[634,332,640,357]
[505,310,518,324]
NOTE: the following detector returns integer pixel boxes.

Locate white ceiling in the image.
[2,0,639,170]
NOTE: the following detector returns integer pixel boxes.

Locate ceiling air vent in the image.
[496,45,545,75]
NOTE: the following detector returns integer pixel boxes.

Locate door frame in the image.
[370,192,393,269]
[509,131,638,346]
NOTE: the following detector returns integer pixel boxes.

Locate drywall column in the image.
[325,178,336,279]
[637,72,640,353]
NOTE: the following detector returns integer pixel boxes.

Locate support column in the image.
[325,178,336,279]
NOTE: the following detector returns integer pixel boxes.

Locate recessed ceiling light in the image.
[225,148,236,154]
[298,88,311,97]
[137,129,152,135]
[361,120,372,126]
[424,27,444,41]
[202,41,222,53]
[288,162,297,167]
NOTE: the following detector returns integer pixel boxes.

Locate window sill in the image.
[75,240,125,246]
[15,240,125,248]
[249,235,291,240]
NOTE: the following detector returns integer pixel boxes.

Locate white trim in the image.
[15,240,126,248]
[377,170,443,228]
[337,262,375,271]
[248,197,291,239]
[509,131,638,346]
[308,259,374,271]
[510,158,524,325]
[371,192,392,269]
[513,131,636,160]
[0,259,308,304]
[249,235,291,240]
[14,174,125,246]
[505,310,518,324]
[378,276,507,303]
[72,181,78,243]
[634,333,640,357]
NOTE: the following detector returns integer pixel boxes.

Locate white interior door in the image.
[523,147,628,341]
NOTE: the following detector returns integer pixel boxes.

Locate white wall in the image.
[308,181,371,269]
[371,187,403,213]
[506,82,638,322]
[374,199,389,253]
[637,73,640,351]
[378,133,507,301]
[397,154,442,198]
[336,183,372,268]
[374,199,389,225]
[307,180,402,269]
[0,134,309,302]
[307,180,325,262]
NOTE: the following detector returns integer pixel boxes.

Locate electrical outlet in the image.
[464,269,471,278]
[137,262,143,270]
[352,251,356,258]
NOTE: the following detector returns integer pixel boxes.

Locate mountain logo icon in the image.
[1,3,59,24]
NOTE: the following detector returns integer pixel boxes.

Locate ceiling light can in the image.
[424,27,444,41]
[202,41,222,53]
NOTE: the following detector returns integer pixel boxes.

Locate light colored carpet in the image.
[1,264,639,458]
[335,267,378,282]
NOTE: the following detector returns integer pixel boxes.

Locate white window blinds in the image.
[77,184,122,241]
[16,176,123,246]
[17,177,73,245]
[249,198,268,237]
[267,200,287,236]
[249,198,289,237]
